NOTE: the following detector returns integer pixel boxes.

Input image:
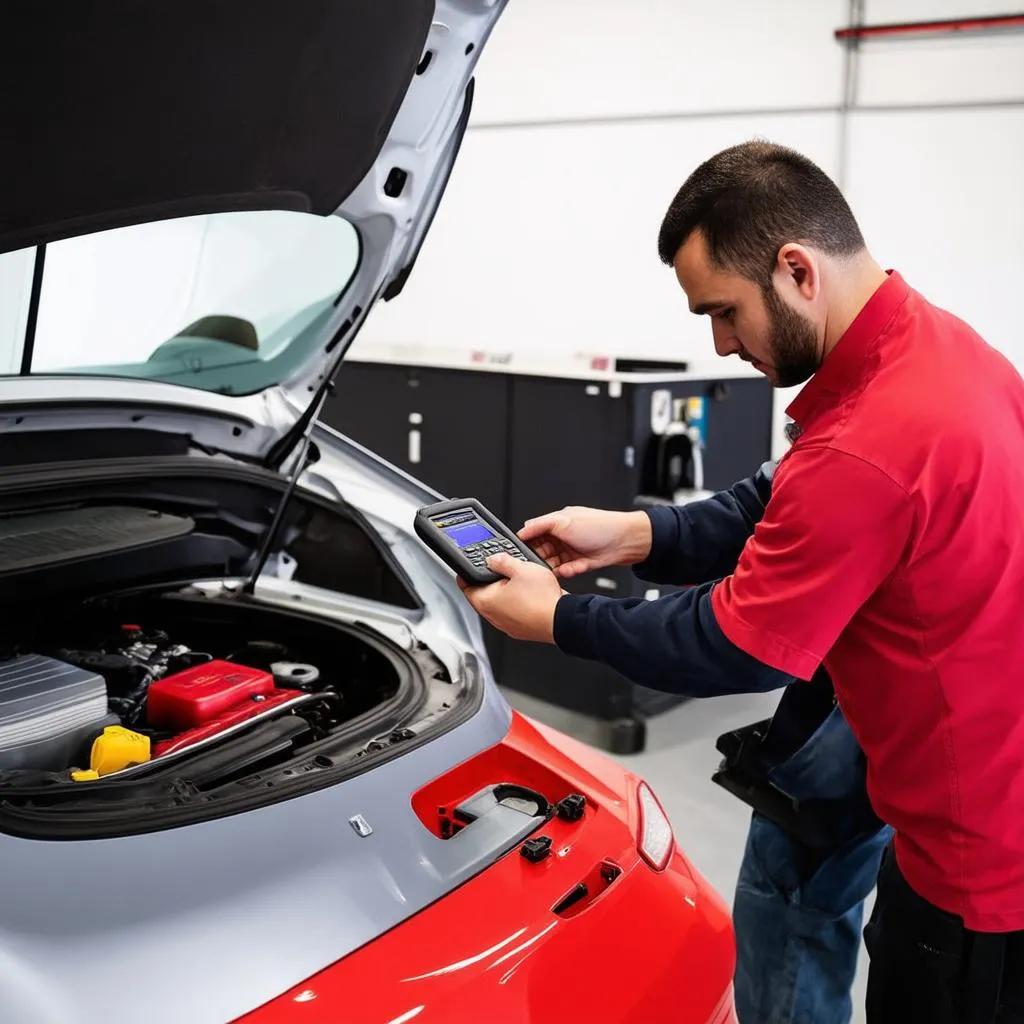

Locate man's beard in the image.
[762,286,820,388]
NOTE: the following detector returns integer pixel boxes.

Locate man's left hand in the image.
[457,553,567,644]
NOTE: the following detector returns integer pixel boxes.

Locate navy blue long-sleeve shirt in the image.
[553,462,794,697]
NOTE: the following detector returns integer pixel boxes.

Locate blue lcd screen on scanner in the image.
[443,521,495,547]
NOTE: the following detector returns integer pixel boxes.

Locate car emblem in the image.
[349,814,374,837]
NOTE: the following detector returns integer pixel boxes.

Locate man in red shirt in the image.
[460,141,1024,1021]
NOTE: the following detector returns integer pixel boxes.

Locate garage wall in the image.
[353,0,1024,458]
[844,0,1024,379]
[355,0,847,370]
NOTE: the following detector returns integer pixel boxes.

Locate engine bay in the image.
[0,591,413,784]
[0,471,476,842]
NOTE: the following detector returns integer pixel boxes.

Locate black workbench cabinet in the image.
[323,358,773,751]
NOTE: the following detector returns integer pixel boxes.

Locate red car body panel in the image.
[236,712,738,1024]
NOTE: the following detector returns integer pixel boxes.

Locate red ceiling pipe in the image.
[835,13,1024,42]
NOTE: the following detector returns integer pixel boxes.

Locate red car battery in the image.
[147,660,276,731]
[152,688,306,758]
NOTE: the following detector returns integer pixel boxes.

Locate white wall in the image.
[859,1,1023,109]
[359,112,841,359]
[844,106,1024,354]
[465,0,847,123]
[352,0,1024,459]
[355,0,848,370]
[842,1,1024,404]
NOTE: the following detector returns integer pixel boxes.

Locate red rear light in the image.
[637,781,674,871]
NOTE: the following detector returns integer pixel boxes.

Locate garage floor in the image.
[501,686,872,1024]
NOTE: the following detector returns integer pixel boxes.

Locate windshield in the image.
[0,210,360,396]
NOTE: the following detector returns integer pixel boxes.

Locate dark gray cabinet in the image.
[325,363,511,515]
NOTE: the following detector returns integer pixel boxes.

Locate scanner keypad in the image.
[463,537,528,569]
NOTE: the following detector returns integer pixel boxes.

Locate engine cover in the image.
[146,660,275,731]
[0,654,113,771]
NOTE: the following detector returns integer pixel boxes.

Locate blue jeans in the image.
[732,703,893,1024]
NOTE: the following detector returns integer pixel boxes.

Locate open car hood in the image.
[0,0,506,466]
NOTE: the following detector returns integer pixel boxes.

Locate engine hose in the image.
[120,670,157,726]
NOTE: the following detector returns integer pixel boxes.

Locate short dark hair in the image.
[657,140,866,287]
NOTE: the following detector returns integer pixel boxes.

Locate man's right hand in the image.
[517,506,653,579]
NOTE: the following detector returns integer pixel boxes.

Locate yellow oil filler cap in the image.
[90,725,151,776]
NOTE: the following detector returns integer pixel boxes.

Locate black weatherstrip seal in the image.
[20,244,46,374]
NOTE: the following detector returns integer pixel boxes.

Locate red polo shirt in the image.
[712,271,1024,932]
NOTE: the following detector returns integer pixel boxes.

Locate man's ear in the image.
[775,243,819,302]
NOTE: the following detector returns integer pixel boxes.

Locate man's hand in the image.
[457,553,568,643]
[517,506,653,579]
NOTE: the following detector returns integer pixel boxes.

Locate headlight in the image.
[637,782,674,871]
